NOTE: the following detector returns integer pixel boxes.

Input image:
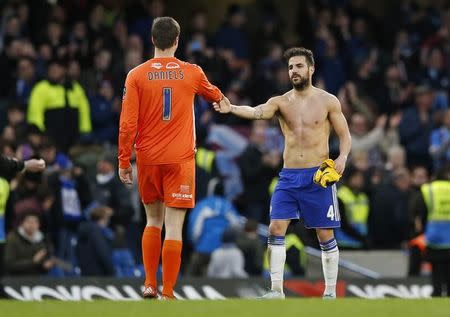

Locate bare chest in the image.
[278,100,329,131]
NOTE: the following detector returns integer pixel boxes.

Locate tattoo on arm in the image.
[254,106,263,119]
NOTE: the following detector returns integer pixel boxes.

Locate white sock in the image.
[268,235,286,293]
[320,238,339,296]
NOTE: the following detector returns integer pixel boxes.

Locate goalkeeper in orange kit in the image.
[118,17,224,299]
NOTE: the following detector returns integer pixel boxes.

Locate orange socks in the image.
[142,226,162,288]
[142,227,182,296]
[162,240,183,297]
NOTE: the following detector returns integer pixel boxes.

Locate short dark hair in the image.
[283,47,315,66]
[151,17,180,50]
[90,206,112,222]
[18,210,41,225]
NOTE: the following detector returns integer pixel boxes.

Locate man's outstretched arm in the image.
[214,96,279,120]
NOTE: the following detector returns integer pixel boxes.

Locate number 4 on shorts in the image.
[327,205,335,221]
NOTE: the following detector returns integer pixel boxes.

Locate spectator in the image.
[316,35,346,95]
[89,80,120,145]
[378,112,402,157]
[350,113,386,153]
[399,85,434,168]
[186,181,240,276]
[67,20,90,65]
[42,20,67,59]
[128,0,165,50]
[238,120,281,222]
[38,138,59,175]
[76,206,115,276]
[207,228,248,278]
[384,145,407,183]
[14,57,37,105]
[430,109,450,171]
[376,64,413,114]
[3,103,27,145]
[81,49,113,95]
[0,38,22,98]
[27,58,92,153]
[15,124,44,161]
[421,48,449,92]
[215,4,250,71]
[236,219,264,276]
[407,165,430,276]
[113,49,143,96]
[369,168,412,248]
[335,167,370,249]
[4,211,55,275]
[338,82,375,122]
[93,152,133,231]
[410,164,450,296]
[47,155,92,268]
[195,136,219,202]
[8,170,51,230]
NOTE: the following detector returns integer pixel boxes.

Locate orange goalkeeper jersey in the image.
[118,57,222,168]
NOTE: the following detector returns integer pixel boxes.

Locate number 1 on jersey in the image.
[163,87,172,121]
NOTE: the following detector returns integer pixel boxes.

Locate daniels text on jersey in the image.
[148,70,185,80]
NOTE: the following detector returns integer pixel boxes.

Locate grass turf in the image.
[0,298,449,317]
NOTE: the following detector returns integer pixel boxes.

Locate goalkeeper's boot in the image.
[258,290,286,300]
[142,285,159,299]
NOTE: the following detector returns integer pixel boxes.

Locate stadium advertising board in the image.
[1,278,432,300]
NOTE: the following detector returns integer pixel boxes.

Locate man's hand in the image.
[375,114,388,129]
[24,159,46,172]
[119,166,133,185]
[33,249,47,263]
[389,112,402,130]
[213,96,231,113]
[334,155,347,175]
[42,258,56,270]
[313,159,341,188]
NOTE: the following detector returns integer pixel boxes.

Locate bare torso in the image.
[275,87,333,168]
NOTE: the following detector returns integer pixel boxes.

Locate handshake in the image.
[313,159,342,188]
[213,96,232,113]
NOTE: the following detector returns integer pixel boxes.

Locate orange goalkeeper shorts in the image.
[137,158,195,209]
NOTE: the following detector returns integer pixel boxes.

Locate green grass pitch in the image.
[1,298,449,317]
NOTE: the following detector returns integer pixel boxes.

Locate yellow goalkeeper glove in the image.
[313,159,341,188]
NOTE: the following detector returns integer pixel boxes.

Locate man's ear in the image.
[310,65,315,75]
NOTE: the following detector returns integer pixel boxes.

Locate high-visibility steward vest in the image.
[421,180,450,248]
[269,177,278,195]
[0,177,10,242]
[196,147,215,173]
[334,185,369,248]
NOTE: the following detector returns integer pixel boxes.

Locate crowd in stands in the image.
[0,0,449,278]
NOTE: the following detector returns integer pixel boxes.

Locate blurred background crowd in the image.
[0,0,449,279]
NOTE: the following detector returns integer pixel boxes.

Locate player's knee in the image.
[164,224,183,240]
[269,222,286,236]
[146,212,164,227]
[316,228,334,243]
